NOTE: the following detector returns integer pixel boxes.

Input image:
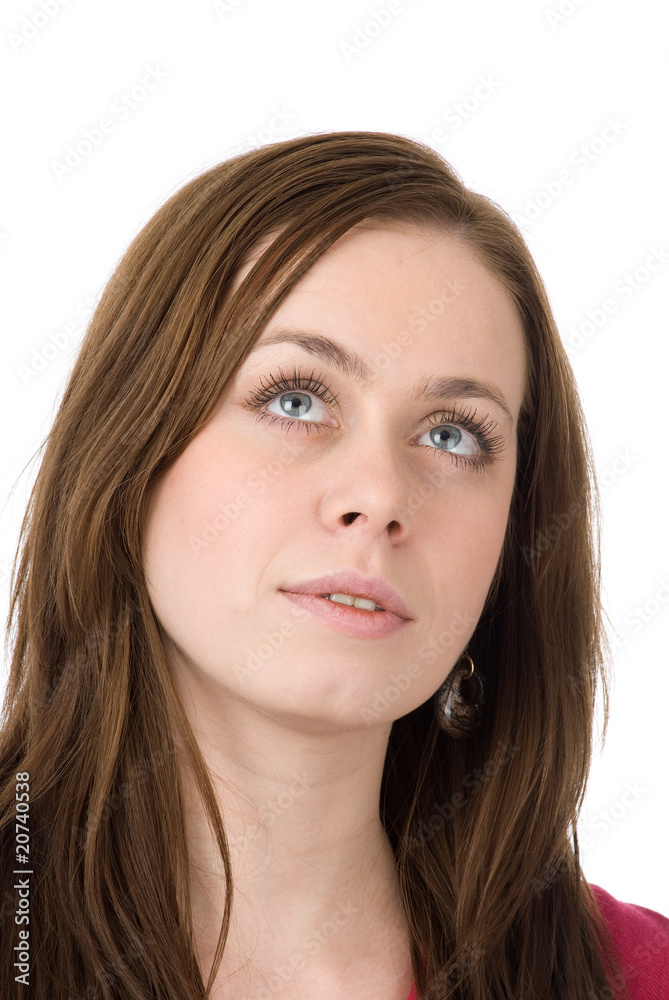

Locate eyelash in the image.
[244,365,505,473]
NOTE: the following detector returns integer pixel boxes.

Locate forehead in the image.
[234,221,521,332]
[231,219,481,289]
[232,221,527,417]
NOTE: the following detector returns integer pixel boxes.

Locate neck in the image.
[175,666,412,993]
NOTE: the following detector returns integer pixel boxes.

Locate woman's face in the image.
[142,221,526,733]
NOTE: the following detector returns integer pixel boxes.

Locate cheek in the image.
[458,490,511,586]
[421,477,513,659]
[142,433,300,629]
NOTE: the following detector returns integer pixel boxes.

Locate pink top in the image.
[403,884,669,999]
[589,883,669,998]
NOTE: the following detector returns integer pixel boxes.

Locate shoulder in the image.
[588,883,669,999]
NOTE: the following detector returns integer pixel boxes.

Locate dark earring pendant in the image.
[435,653,484,738]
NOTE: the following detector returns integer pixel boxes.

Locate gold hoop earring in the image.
[435,652,484,738]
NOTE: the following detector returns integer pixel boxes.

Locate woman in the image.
[1,131,667,999]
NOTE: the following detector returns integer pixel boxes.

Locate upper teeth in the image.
[322,593,385,612]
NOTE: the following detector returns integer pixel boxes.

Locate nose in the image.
[318,429,411,539]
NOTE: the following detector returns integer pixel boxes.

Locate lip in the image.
[280,591,411,639]
[279,570,414,621]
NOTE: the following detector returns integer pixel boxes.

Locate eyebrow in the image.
[249,328,515,428]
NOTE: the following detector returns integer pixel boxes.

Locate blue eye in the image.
[417,422,479,458]
[268,389,329,423]
[244,364,505,471]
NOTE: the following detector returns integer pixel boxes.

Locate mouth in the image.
[279,590,410,639]
[279,571,413,621]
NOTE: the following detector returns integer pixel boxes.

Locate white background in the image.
[1,0,667,914]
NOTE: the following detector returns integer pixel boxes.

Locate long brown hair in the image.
[0,131,625,998]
